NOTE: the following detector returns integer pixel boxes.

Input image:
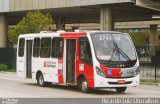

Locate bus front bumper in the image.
[94,74,140,88]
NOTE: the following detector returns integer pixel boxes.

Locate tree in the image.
[8,11,53,44]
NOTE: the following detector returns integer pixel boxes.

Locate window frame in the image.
[33,38,40,58]
[51,37,64,58]
[18,38,25,57]
[40,37,51,58]
[79,37,93,66]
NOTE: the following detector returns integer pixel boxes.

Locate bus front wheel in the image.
[79,78,89,93]
[116,87,127,93]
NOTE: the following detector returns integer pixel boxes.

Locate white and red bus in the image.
[17,31,140,93]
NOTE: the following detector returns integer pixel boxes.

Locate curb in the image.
[0,71,16,74]
[140,82,160,86]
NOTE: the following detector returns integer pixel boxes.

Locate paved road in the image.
[0,72,160,98]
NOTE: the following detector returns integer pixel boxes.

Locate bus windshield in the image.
[91,33,136,61]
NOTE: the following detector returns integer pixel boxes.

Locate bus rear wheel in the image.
[79,78,89,93]
[116,87,127,93]
[37,73,46,87]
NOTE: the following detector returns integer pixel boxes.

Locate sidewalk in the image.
[140,79,160,87]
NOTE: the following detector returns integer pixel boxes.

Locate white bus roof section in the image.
[18,31,127,39]
[19,33,60,38]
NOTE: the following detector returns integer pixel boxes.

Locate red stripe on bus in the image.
[60,32,87,37]
[58,70,64,83]
[58,58,64,84]
[100,64,121,77]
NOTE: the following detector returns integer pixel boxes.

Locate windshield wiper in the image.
[108,34,131,62]
[108,35,119,62]
[118,47,131,61]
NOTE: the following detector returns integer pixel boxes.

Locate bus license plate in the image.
[117,80,125,84]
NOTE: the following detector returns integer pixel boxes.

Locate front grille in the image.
[108,81,132,85]
[102,60,137,68]
[106,76,134,79]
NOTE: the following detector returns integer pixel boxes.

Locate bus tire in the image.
[79,78,89,93]
[37,73,46,87]
[116,87,127,93]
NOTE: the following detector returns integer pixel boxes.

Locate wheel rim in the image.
[39,75,43,85]
[82,80,87,91]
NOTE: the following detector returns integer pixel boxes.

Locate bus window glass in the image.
[51,38,64,58]
[91,33,136,61]
[79,37,92,65]
[33,38,40,57]
[40,38,51,58]
[18,38,25,57]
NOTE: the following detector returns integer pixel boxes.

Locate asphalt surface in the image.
[0,72,160,98]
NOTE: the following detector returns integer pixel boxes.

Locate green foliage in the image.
[0,64,16,72]
[116,30,148,46]
[8,11,53,44]
[0,64,9,70]
[128,32,147,46]
[7,67,16,72]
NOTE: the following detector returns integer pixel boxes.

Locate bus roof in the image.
[18,31,127,38]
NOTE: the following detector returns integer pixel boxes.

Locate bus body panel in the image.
[75,34,95,88]
[94,60,140,88]
[76,60,94,88]
[16,31,140,90]
[17,54,26,78]
[63,40,67,83]
[94,74,139,88]
[90,32,140,88]
[32,58,59,83]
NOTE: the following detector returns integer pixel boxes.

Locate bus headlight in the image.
[96,67,105,77]
[135,67,140,74]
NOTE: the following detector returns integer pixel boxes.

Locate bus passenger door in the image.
[26,40,33,78]
[17,38,26,78]
[66,39,76,83]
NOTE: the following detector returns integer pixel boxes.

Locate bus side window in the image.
[51,38,64,58]
[33,38,40,57]
[40,38,51,58]
[18,38,25,57]
[79,37,93,65]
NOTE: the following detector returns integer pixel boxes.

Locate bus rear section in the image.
[16,31,139,93]
[17,37,33,79]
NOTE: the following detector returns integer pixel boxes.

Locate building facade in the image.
[0,0,160,47]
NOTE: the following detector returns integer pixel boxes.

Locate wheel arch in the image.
[36,70,43,80]
[77,74,87,85]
